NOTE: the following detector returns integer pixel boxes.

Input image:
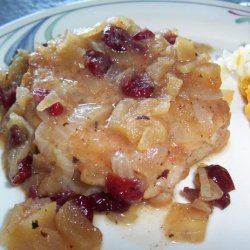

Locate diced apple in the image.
[152,96,171,116]
[108,98,138,141]
[161,74,183,100]
[175,37,196,62]
[32,228,69,250]
[1,199,60,250]
[146,56,174,82]
[193,63,221,89]
[137,121,167,151]
[55,201,102,250]
[164,203,209,243]
[109,98,170,144]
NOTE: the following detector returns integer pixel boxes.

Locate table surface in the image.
[0,0,249,27]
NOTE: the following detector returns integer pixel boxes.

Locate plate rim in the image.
[1,0,250,39]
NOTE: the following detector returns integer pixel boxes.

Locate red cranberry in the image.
[33,88,64,116]
[90,191,129,213]
[164,33,177,45]
[0,83,17,110]
[8,124,26,148]
[85,50,112,77]
[212,192,231,209]
[106,173,144,203]
[30,188,130,219]
[28,185,39,199]
[130,40,148,53]
[157,169,170,179]
[205,165,235,193]
[102,25,131,52]
[121,73,154,98]
[132,29,155,41]
[50,191,79,206]
[11,155,33,185]
[33,88,49,104]
[50,191,93,221]
[47,102,64,116]
[182,187,200,202]
[74,195,94,221]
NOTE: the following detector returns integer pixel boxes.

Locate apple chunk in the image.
[164,203,209,243]
[55,201,102,250]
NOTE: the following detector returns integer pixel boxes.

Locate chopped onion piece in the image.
[201,180,224,202]
[165,164,186,190]
[7,113,34,137]
[8,141,30,179]
[16,87,31,109]
[191,198,212,214]
[35,123,74,176]
[68,103,112,127]
[193,102,213,125]
[36,90,64,112]
[111,151,134,178]
[198,167,211,199]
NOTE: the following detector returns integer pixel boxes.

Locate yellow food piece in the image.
[218,44,250,119]
[222,89,234,104]
[0,200,63,250]
[164,203,209,243]
[175,37,196,62]
[137,120,167,151]
[55,201,102,250]
[1,199,102,250]
[108,98,170,144]
[245,103,250,119]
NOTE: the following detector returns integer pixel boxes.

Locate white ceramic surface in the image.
[1,1,250,249]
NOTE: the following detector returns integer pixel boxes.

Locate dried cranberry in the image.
[164,33,177,45]
[90,191,129,213]
[0,84,17,110]
[47,102,64,116]
[50,191,94,221]
[132,29,155,41]
[28,185,39,199]
[212,192,231,209]
[50,191,79,206]
[85,50,112,77]
[182,187,200,202]
[33,88,49,104]
[205,165,235,193]
[102,25,130,52]
[33,88,64,116]
[130,40,148,53]
[11,155,33,185]
[8,124,26,148]
[121,73,154,98]
[106,173,144,203]
[74,195,94,221]
[157,169,170,179]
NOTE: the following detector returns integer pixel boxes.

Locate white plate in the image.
[1,0,250,249]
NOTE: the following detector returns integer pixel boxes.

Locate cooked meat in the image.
[0,14,230,220]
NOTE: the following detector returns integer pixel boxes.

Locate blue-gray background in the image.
[0,0,249,27]
[0,0,81,26]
